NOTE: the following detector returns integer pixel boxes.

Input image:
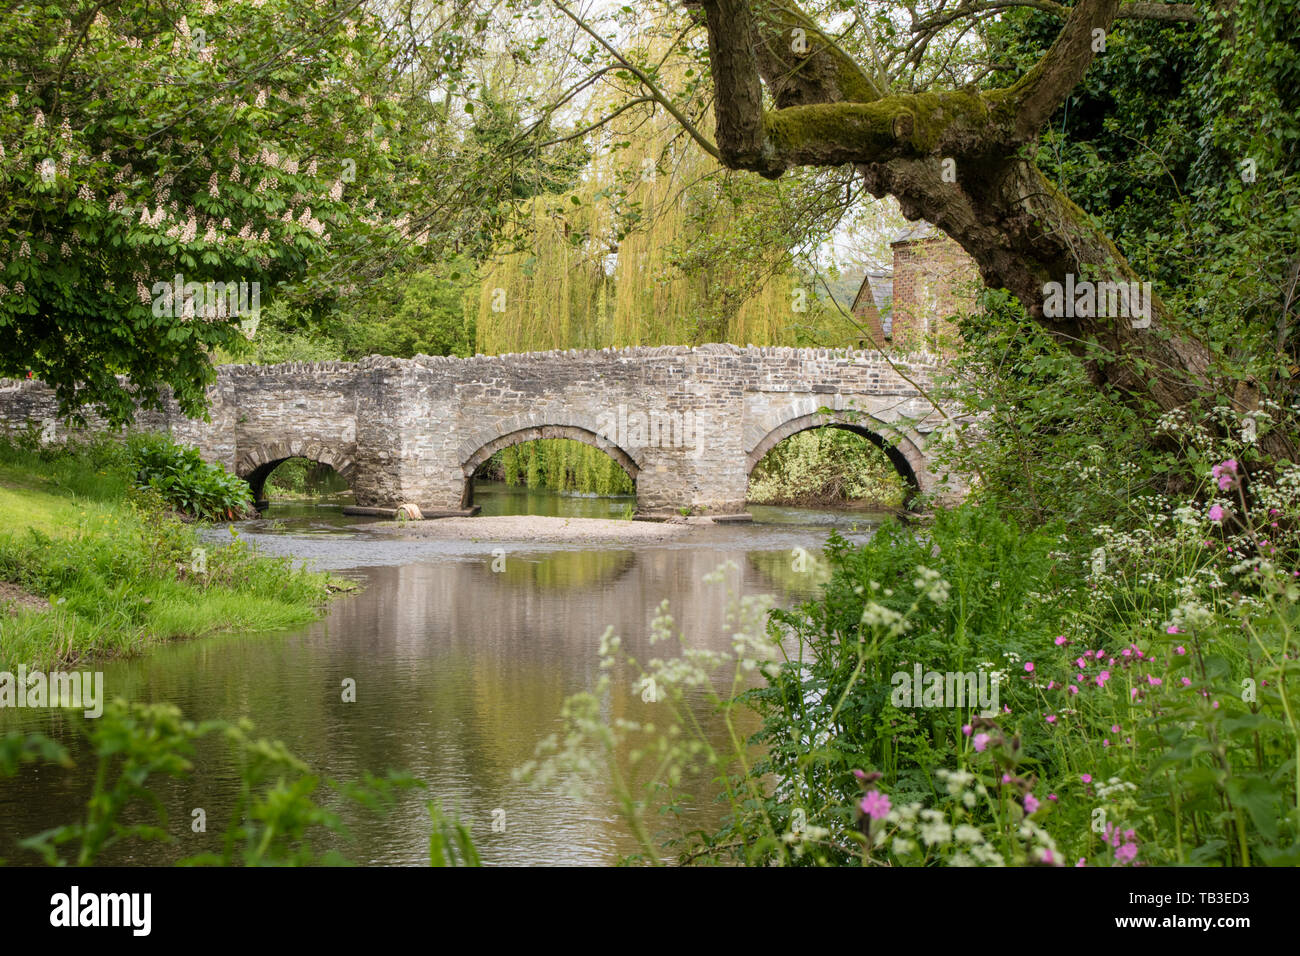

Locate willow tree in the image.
[476,29,850,354]
[475,192,611,354]
[599,100,801,347]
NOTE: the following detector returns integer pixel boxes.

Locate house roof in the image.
[850,269,894,337]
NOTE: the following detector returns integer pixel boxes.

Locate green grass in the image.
[0,437,347,670]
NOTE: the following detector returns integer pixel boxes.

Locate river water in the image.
[0,483,887,865]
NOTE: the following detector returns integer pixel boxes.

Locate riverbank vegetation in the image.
[262,457,353,502]
[0,434,342,670]
[525,449,1300,865]
[0,700,428,866]
[748,429,908,509]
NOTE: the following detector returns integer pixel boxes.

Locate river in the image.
[0,482,888,865]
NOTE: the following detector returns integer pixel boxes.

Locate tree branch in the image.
[550,0,722,162]
[911,0,1196,36]
[1003,0,1123,139]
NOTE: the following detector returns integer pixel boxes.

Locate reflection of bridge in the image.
[0,345,967,514]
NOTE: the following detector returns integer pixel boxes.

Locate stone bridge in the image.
[0,345,967,515]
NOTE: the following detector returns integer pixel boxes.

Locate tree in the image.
[0,1,434,422]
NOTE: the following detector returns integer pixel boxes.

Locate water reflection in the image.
[472,480,636,519]
[0,542,834,865]
[0,488,888,865]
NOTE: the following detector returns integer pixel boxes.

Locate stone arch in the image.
[459,424,641,508]
[236,440,357,504]
[745,410,927,506]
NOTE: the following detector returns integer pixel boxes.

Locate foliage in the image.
[519,450,1300,865]
[985,1,1300,395]
[0,1,439,422]
[226,259,479,364]
[0,433,340,670]
[427,801,483,868]
[131,435,253,520]
[1,700,432,866]
[940,289,1158,528]
[262,457,350,500]
[748,428,908,507]
[487,439,634,497]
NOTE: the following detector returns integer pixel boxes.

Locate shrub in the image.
[130,436,254,521]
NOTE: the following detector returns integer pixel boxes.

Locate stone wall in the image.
[0,345,969,514]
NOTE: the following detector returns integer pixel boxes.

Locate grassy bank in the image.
[0,436,346,670]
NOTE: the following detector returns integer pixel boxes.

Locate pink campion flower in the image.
[1209,504,1224,522]
[1024,794,1040,814]
[1176,646,1186,655]
[1111,725,1121,733]
[1047,680,1057,690]
[1103,739,1111,747]
[1081,774,1093,784]
[1224,459,1238,474]
[1048,793,1058,802]
[962,724,972,736]
[860,790,891,820]
[1130,687,1140,699]
[1076,657,1087,669]
[1181,677,1192,687]
[1148,675,1162,686]
[1096,670,1111,687]
[1122,648,1132,657]
[1115,842,1138,865]
[1076,858,1087,867]
[973,733,991,752]
[1069,685,1079,695]
[1166,625,1180,634]
[1054,635,1067,645]
[1002,774,1012,783]
[1046,714,1057,725]
[853,769,868,779]
[1025,662,1035,673]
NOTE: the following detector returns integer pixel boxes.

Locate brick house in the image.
[851,222,979,354]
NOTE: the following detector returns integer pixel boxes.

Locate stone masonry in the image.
[0,345,968,514]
